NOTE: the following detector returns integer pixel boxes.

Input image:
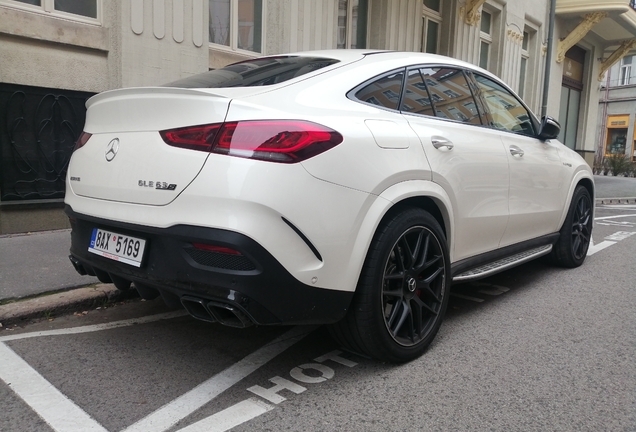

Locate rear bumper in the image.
[65,205,353,326]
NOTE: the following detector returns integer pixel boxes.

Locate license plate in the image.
[88,228,146,267]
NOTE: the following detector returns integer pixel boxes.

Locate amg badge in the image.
[138,180,177,190]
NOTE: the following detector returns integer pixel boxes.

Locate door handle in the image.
[509,145,524,158]
[431,136,454,151]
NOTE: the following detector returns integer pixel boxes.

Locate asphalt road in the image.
[1,202,634,432]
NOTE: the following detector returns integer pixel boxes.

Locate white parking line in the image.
[176,398,274,432]
[0,312,314,432]
[121,325,315,432]
[587,240,617,256]
[0,310,188,343]
[0,342,108,432]
[587,214,636,256]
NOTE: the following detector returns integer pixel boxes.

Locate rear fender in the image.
[349,181,455,282]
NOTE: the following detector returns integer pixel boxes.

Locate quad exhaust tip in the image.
[181,296,253,328]
[67,257,253,329]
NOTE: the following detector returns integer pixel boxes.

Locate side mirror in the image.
[538,116,561,141]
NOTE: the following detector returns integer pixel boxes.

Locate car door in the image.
[401,66,510,262]
[469,72,568,247]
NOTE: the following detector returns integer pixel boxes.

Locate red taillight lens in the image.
[159,124,222,151]
[160,120,342,163]
[74,132,92,151]
[192,243,242,255]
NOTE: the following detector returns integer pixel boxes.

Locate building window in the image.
[337,0,368,49]
[479,11,492,70]
[4,0,99,21]
[422,0,442,54]
[619,56,632,86]
[209,0,263,53]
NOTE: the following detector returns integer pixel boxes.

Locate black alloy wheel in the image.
[382,225,446,347]
[570,190,592,261]
[329,208,450,363]
[551,185,593,268]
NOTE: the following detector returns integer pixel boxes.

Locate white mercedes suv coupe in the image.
[65,50,594,362]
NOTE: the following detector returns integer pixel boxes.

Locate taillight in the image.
[159,124,222,152]
[74,132,92,151]
[160,120,342,163]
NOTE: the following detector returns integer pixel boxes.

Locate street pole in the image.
[541,0,556,118]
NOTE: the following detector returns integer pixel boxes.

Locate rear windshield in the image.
[163,56,339,88]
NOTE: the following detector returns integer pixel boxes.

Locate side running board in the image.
[452,245,553,282]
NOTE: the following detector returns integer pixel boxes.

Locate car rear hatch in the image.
[68,87,231,206]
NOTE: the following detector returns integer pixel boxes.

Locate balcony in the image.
[556,0,636,50]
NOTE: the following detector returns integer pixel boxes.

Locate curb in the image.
[0,284,138,328]
[595,197,636,205]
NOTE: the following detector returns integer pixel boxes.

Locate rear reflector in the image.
[192,243,242,255]
[160,120,342,163]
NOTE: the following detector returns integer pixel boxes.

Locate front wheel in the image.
[551,185,593,268]
[329,208,450,363]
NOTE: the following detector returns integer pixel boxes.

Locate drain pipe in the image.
[541,0,557,118]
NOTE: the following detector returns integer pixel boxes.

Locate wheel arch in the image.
[349,181,455,284]
[557,170,595,230]
[577,177,595,202]
[381,196,449,241]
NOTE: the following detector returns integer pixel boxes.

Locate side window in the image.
[472,74,536,136]
[417,67,482,125]
[401,69,435,116]
[354,71,405,110]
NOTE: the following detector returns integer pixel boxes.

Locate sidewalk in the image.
[1,175,634,326]
[0,229,98,302]
[0,229,115,327]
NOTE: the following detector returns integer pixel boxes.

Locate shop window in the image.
[209,0,263,53]
[422,0,442,54]
[605,115,631,156]
[338,0,368,49]
[5,0,99,21]
[606,129,627,155]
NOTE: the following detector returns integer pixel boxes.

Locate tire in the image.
[330,208,450,363]
[551,185,593,268]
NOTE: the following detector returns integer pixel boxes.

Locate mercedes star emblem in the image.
[105,138,120,162]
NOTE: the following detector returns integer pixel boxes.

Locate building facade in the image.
[598,53,636,166]
[1,0,635,233]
